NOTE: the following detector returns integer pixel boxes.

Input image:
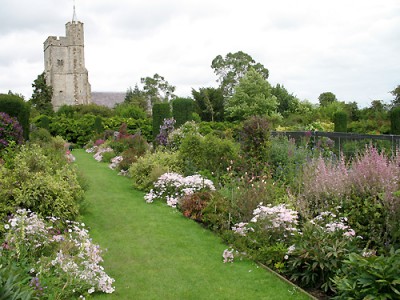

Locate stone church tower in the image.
[43,12,91,110]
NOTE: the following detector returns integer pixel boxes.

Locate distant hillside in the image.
[91,92,125,108]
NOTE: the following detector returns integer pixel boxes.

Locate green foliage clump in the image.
[224,68,277,121]
[192,87,224,122]
[129,150,182,191]
[285,220,357,293]
[30,72,53,116]
[72,104,114,117]
[390,106,400,134]
[333,249,400,299]
[93,116,104,134]
[179,133,239,177]
[172,97,195,127]
[0,93,30,140]
[114,102,147,119]
[333,111,348,132]
[152,102,171,139]
[239,116,271,174]
[268,135,310,185]
[0,144,84,221]
[0,256,34,299]
[166,121,201,151]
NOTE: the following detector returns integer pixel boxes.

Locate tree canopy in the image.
[124,84,148,111]
[191,87,224,122]
[318,92,337,107]
[30,72,53,115]
[141,74,176,105]
[224,68,277,121]
[391,85,400,107]
[211,51,269,98]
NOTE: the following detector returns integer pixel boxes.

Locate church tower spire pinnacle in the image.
[72,0,77,22]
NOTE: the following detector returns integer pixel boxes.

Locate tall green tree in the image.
[124,84,148,111]
[141,74,175,106]
[271,84,299,116]
[30,72,53,115]
[211,51,269,98]
[318,92,337,107]
[225,68,277,121]
[390,85,400,107]
[191,87,224,121]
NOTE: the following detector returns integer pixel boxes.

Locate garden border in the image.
[257,263,319,300]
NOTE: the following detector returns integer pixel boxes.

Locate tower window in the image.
[57,59,64,67]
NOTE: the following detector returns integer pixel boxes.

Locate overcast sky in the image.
[1,0,399,107]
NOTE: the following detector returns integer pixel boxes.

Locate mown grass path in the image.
[74,150,311,300]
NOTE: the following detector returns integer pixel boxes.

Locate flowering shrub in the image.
[225,203,299,270]
[93,147,114,162]
[129,150,183,191]
[156,118,176,146]
[285,211,358,293]
[144,172,215,208]
[0,112,23,150]
[299,145,400,251]
[167,121,201,151]
[2,209,115,298]
[109,156,123,170]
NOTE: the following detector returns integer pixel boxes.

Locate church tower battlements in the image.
[44,11,91,110]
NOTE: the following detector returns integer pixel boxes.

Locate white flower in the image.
[88,287,95,294]
[4,224,9,230]
[284,255,289,260]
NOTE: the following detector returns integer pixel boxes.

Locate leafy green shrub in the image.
[129,150,182,191]
[34,114,51,130]
[333,111,348,132]
[167,121,201,151]
[0,256,34,299]
[30,127,53,145]
[239,116,271,175]
[390,106,400,134]
[152,102,171,139]
[285,212,358,293]
[0,93,30,140]
[268,135,310,186]
[48,114,96,146]
[101,150,116,163]
[103,117,152,142]
[333,249,400,299]
[172,97,195,127]
[179,133,239,177]
[56,104,75,117]
[201,192,231,232]
[93,116,104,134]
[0,144,84,221]
[73,103,114,117]
[114,102,147,119]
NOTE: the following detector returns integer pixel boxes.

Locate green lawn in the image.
[74,150,312,300]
